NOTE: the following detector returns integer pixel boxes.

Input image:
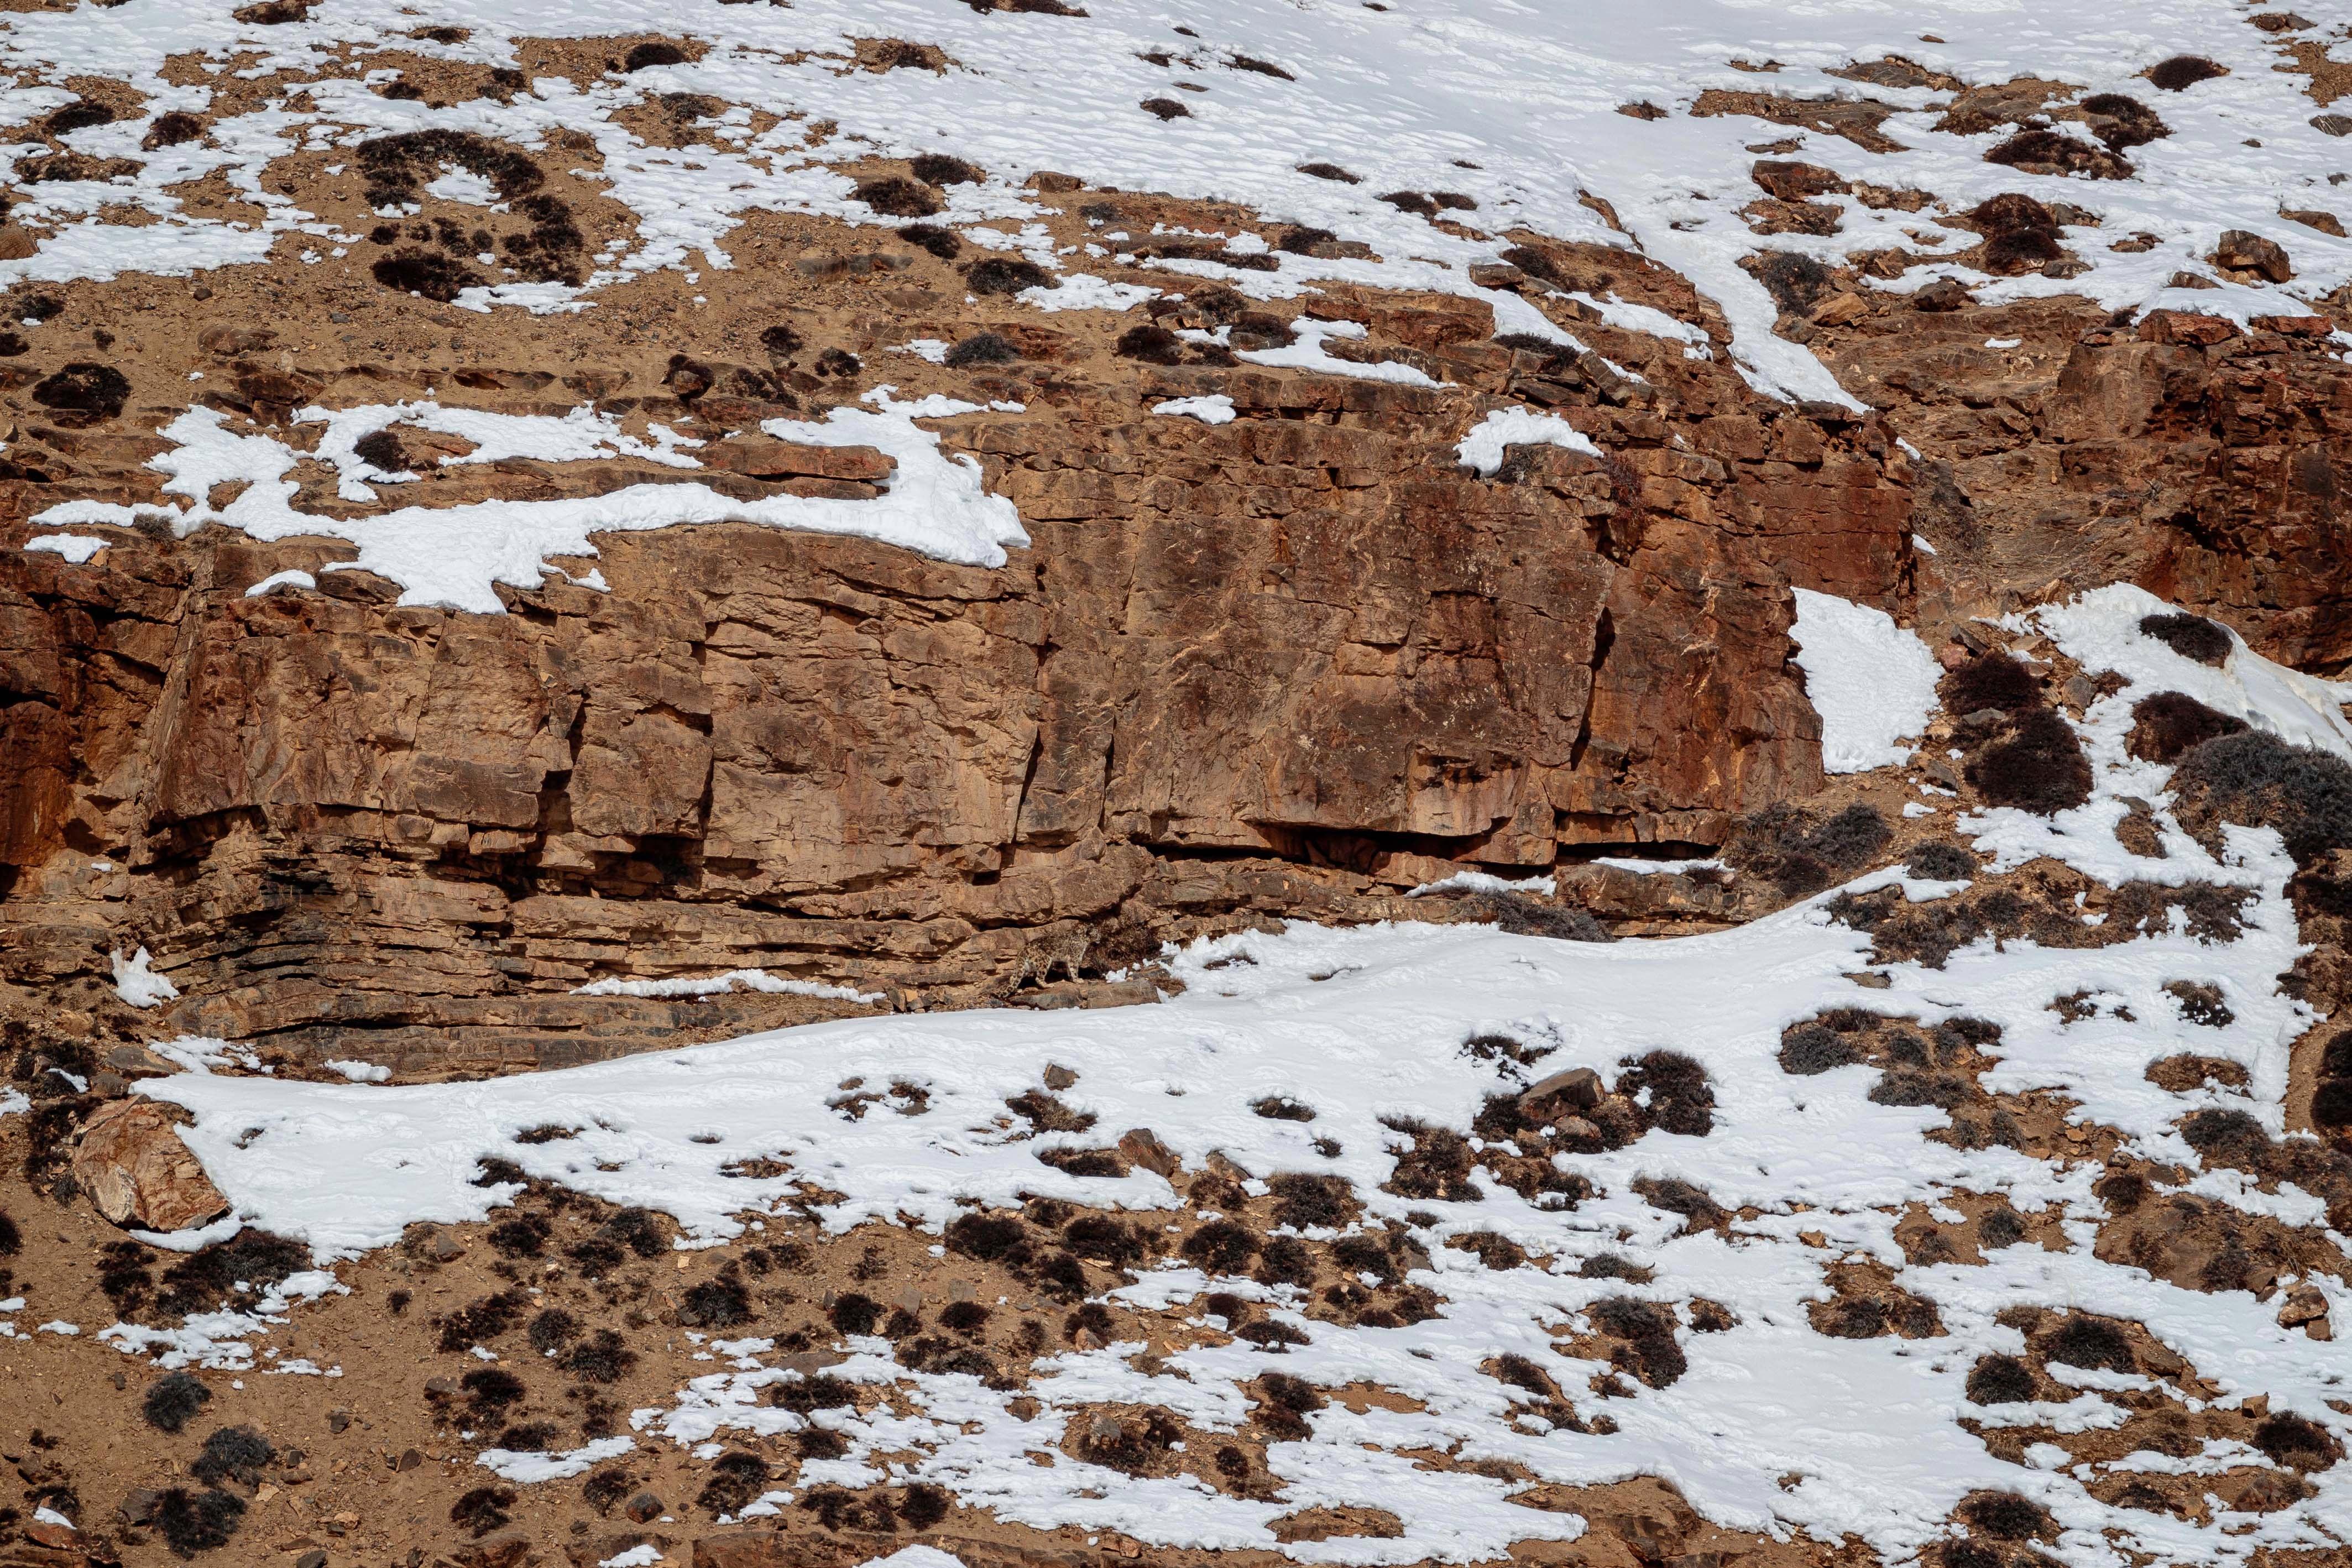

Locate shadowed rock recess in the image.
[7,3,2352,1568]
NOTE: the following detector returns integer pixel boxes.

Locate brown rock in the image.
[1519,1065,1604,1112]
[2280,1284,2331,1338]
[1117,1127,1180,1178]
[1749,160,1847,202]
[70,1099,227,1232]
[698,437,895,482]
[2136,310,2240,347]
[2212,229,2292,283]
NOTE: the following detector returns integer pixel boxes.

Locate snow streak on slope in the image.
[0,1,2347,407]
[127,591,2352,1566]
[30,394,1027,610]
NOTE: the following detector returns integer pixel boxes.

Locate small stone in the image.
[1810,291,1868,327]
[327,1408,352,1433]
[2278,1284,2329,1328]
[623,1491,665,1524]
[1117,1127,1179,1178]
[430,1230,464,1262]
[118,1488,161,1524]
[1042,1063,1079,1090]
[297,1553,328,1568]
[1912,278,1969,311]
[1519,1066,1603,1112]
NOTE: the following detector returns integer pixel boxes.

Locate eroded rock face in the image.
[0,239,1914,1066]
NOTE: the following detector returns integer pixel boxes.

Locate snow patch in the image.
[110,947,179,1010]
[1454,407,1600,476]
[1787,589,1942,773]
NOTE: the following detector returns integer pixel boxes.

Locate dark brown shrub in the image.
[2127,691,2246,762]
[622,41,692,71]
[1115,322,1184,363]
[32,362,129,420]
[909,153,983,186]
[2140,611,2232,665]
[2148,55,2226,91]
[1968,707,2092,813]
[852,175,942,217]
[965,256,1052,294]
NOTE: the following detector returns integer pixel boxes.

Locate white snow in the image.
[1403,870,1556,898]
[24,532,106,562]
[1153,394,1237,426]
[322,1059,391,1084]
[34,400,1028,614]
[1787,589,1943,773]
[1238,318,1442,387]
[599,1547,664,1568]
[125,588,2352,1564]
[109,947,179,1010]
[1453,407,1600,476]
[244,569,315,597]
[572,969,884,1005]
[1590,858,1727,877]
[478,1435,635,1483]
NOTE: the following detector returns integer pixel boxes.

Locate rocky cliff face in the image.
[0,229,1928,1068]
[9,7,2352,1568]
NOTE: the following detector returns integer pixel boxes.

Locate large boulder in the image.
[72,1099,228,1232]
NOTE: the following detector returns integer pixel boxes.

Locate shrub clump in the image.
[2040,1313,2135,1372]
[965,256,1052,294]
[2140,611,2232,665]
[155,1487,245,1554]
[143,1371,212,1433]
[1115,322,1184,363]
[1588,1296,1686,1387]
[450,1484,515,1537]
[1727,802,1892,896]
[32,362,130,421]
[1964,1354,2034,1404]
[190,1425,274,1487]
[2148,55,2227,91]
[1966,707,2093,814]
[372,250,480,301]
[944,331,1019,368]
[900,223,961,260]
[851,175,942,217]
[2126,691,2246,763]
[1905,842,1978,881]
[2254,1410,2343,1471]
[2171,730,2352,866]
[1940,650,2040,715]
[1778,1020,1866,1076]
[622,40,692,71]
[909,153,983,186]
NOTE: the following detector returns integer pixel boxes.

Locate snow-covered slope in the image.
[120,590,2352,1566]
[1,0,2347,407]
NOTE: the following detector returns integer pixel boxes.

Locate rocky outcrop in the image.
[0,233,1915,1068]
